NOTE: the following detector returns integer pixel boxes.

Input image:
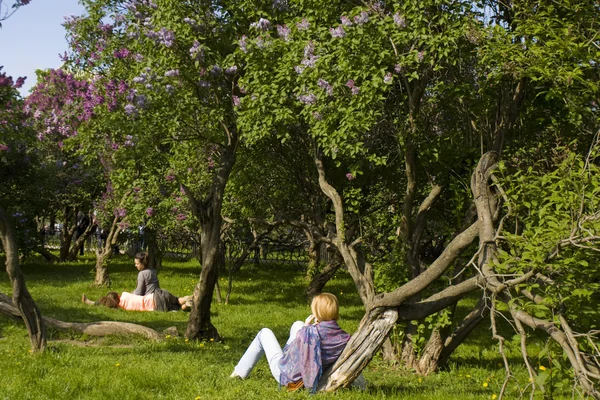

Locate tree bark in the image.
[306,259,341,298]
[58,206,77,262]
[319,308,398,391]
[184,125,237,341]
[0,294,162,341]
[0,206,46,352]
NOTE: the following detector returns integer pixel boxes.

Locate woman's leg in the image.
[286,321,304,345]
[233,321,304,382]
[81,294,95,305]
[233,328,284,381]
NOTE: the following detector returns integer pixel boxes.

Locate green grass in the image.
[0,255,573,399]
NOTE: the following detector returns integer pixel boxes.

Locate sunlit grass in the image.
[0,254,572,399]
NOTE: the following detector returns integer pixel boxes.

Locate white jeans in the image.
[233,321,304,383]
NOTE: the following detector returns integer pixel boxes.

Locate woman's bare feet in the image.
[82,294,95,305]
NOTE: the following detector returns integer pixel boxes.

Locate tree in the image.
[0,66,46,351]
[237,0,600,396]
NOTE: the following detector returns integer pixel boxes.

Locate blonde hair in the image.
[311,293,340,321]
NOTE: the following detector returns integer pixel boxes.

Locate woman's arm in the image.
[133,270,147,296]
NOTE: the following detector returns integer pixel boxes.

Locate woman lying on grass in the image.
[230,292,365,392]
[82,252,192,311]
[81,291,192,311]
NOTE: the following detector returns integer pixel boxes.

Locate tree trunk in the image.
[305,234,321,280]
[94,249,111,287]
[145,228,162,270]
[306,260,341,298]
[0,293,163,340]
[93,211,126,287]
[66,221,95,261]
[319,308,398,391]
[59,207,76,261]
[185,220,221,340]
[184,129,236,340]
[0,206,46,352]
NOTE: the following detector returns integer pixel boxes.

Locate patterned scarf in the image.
[278,320,350,393]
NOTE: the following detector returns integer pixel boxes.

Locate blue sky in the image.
[1,0,86,96]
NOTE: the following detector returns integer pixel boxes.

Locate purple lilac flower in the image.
[189,41,203,60]
[384,73,393,84]
[111,142,120,150]
[14,77,26,88]
[225,65,238,75]
[341,16,352,26]
[312,111,322,120]
[124,103,137,115]
[166,84,175,94]
[114,48,131,59]
[329,25,345,38]
[133,187,141,193]
[207,157,215,169]
[165,174,175,182]
[276,24,291,41]
[296,18,310,30]
[297,93,317,105]
[346,173,354,180]
[33,110,42,119]
[294,65,305,74]
[157,28,175,47]
[393,13,407,28]
[239,35,248,53]
[145,83,153,89]
[199,80,210,87]
[115,207,127,217]
[176,213,187,221]
[183,17,198,27]
[126,89,137,102]
[417,51,424,62]
[146,207,154,217]
[124,135,135,146]
[210,65,222,75]
[165,69,180,77]
[251,18,271,31]
[256,36,267,49]
[394,64,402,73]
[351,86,360,95]
[354,11,369,25]
[232,95,241,107]
[134,53,144,62]
[317,78,333,96]
[0,144,8,151]
[346,79,355,88]
[304,41,315,57]
[133,75,146,84]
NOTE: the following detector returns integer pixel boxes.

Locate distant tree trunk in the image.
[185,127,237,341]
[66,221,95,261]
[0,205,46,352]
[186,218,221,340]
[145,228,162,270]
[59,206,77,261]
[306,259,341,298]
[94,210,127,286]
[305,233,321,280]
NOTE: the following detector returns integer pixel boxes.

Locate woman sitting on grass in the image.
[81,291,191,312]
[82,252,192,311]
[230,292,364,392]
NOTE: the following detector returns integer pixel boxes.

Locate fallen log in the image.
[0,293,163,341]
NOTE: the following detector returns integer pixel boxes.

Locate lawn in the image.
[0,255,569,399]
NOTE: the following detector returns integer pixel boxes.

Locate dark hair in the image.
[135,252,149,268]
[98,292,120,308]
